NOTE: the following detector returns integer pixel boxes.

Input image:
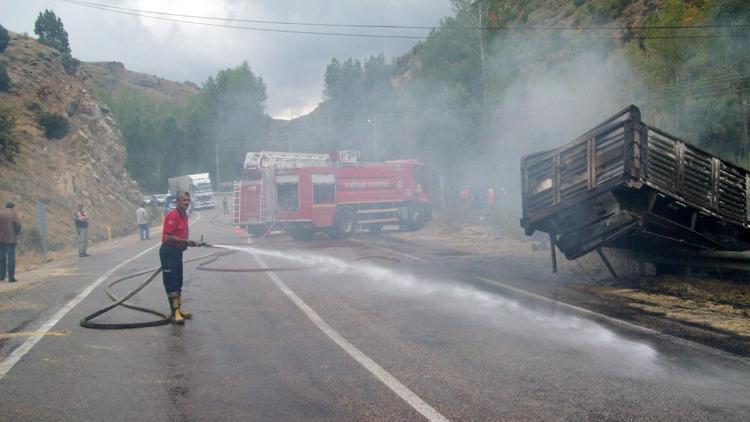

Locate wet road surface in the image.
[0,208,748,420]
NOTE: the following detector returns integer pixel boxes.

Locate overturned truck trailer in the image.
[521,105,750,266]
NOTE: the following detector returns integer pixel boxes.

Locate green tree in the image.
[0,106,19,162]
[190,61,269,182]
[0,63,9,91]
[323,58,342,101]
[34,9,71,53]
[103,61,269,190]
[0,24,9,53]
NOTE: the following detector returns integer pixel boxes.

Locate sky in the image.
[0,0,454,118]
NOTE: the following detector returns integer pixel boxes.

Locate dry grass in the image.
[585,285,750,337]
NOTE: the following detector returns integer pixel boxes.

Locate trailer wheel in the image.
[334,207,357,238]
[247,224,268,237]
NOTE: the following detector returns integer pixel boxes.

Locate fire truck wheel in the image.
[247,224,268,237]
[334,207,357,238]
[408,205,426,231]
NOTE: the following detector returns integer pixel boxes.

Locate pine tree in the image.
[34,9,70,54]
[0,24,9,53]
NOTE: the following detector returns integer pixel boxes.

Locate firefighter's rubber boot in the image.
[177,294,193,319]
[168,293,185,325]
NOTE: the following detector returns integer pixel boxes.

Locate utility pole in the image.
[215,142,220,192]
[36,202,47,261]
[367,117,379,160]
[372,117,379,161]
[741,91,748,162]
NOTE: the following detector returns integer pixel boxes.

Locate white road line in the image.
[0,244,160,380]
[365,242,427,262]
[476,276,750,366]
[0,212,202,381]
[250,252,448,422]
[477,277,658,335]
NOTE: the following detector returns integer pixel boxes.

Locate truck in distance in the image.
[168,173,215,210]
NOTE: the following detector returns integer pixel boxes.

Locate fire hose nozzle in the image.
[198,235,212,247]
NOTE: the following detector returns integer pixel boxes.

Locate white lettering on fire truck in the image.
[343,180,391,189]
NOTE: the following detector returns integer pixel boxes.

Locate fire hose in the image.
[80,242,399,329]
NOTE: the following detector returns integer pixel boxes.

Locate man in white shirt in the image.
[136,203,149,240]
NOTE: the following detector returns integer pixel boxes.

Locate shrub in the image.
[0,106,19,162]
[61,52,79,75]
[25,100,42,113]
[37,112,70,139]
[0,63,9,91]
[0,24,8,53]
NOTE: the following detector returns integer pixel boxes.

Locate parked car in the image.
[142,195,156,206]
[153,194,169,206]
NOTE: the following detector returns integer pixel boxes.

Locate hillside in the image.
[0,32,142,257]
[81,60,199,106]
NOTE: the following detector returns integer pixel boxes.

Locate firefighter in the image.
[159,191,205,325]
[487,188,495,209]
[459,185,471,206]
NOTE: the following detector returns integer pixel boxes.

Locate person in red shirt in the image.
[160,191,203,325]
[459,185,471,205]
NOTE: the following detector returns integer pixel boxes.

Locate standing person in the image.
[459,185,471,206]
[222,196,229,215]
[486,188,495,210]
[160,191,204,325]
[73,204,90,257]
[0,202,21,282]
[136,203,149,240]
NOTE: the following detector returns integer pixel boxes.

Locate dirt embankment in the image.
[398,207,750,339]
[0,33,142,265]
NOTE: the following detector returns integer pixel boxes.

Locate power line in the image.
[61,0,747,42]
[65,0,435,30]
[63,1,427,39]
[65,0,750,32]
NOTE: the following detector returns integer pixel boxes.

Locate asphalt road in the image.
[0,208,748,421]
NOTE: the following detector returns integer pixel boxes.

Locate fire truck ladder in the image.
[245,151,332,171]
[233,180,242,225]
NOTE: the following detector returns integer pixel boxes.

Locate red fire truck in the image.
[233,151,432,238]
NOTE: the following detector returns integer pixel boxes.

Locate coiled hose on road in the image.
[80,243,398,329]
[79,252,217,329]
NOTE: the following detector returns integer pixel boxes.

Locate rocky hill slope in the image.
[0,32,142,256]
[81,60,199,106]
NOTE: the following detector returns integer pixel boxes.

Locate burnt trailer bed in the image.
[520,105,750,261]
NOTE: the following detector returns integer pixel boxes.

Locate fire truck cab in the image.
[234,151,432,238]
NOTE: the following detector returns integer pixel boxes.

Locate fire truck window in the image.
[276,181,299,212]
[312,174,335,204]
[313,182,335,204]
